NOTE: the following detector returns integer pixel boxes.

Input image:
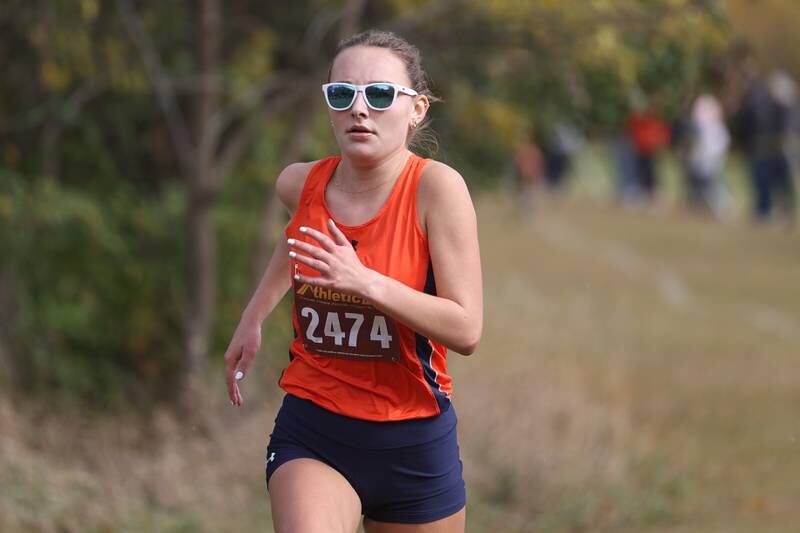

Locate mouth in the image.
[347,125,373,134]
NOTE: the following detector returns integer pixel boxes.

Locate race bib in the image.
[294,282,401,362]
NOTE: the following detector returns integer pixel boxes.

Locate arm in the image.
[289,162,483,355]
[224,162,312,406]
[238,161,309,325]
[368,162,483,354]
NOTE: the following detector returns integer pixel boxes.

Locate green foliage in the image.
[0,0,741,406]
[423,0,731,179]
[1,171,186,405]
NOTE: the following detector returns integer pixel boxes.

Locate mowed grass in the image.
[461,189,799,532]
[2,153,798,532]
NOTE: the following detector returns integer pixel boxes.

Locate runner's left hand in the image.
[288,219,372,296]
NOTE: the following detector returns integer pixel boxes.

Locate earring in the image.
[410,120,418,129]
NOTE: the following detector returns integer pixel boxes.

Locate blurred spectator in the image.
[626,104,671,203]
[768,70,799,224]
[541,122,583,192]
[513,131,544,210]
[682,94,731,218]
[611,133,639,204]
[734,70,795,223]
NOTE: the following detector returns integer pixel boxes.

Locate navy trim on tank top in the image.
[289,327,298,361]
[414,261,451,413]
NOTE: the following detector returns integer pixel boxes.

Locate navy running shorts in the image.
[265,394,466,524]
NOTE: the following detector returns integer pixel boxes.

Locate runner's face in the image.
[328,46,420,162]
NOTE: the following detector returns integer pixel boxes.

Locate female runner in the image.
[224,29,483,533]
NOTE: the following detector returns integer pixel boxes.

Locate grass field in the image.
[465,190,799,532]
[2,149,798,532]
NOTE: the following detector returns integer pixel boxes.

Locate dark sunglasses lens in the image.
[364,84,395,109]
[326,85,355,109]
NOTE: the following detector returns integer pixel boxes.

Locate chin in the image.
[339,137,407,163]
[340,142,384,162]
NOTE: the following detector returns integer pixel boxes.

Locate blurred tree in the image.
[0,0,735,408]
[0,0,458,407]
[419,0,730,180]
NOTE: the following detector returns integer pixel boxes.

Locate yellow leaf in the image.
[40,62,71,92]
[81,0,99,21]
[596,26,618,53]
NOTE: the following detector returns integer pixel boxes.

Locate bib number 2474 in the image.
[297,306,401,362]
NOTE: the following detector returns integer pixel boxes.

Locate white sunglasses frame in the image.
[321,82,419,111]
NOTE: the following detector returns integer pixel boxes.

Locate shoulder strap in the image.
[298,157,340,208]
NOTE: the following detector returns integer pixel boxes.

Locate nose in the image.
[350,89,369,117]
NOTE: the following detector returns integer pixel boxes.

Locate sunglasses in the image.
[322,82,419,111]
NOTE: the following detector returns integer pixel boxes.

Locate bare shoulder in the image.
[275,161,316,214]
[419,160,470,198]
[418,159,474,213]
[417,159,476,237]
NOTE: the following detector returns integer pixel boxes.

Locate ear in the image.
[411,94,430,127]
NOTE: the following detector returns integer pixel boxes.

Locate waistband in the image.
[275,394,457,450]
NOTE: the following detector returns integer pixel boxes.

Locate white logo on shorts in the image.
[268,452,276,463]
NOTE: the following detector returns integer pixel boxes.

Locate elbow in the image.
[455,326,482,356]
[458,342,478,356]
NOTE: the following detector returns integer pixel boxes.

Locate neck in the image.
[335,148,410,192]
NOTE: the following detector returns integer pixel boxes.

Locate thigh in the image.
[363,507,465,533]
[269,458,362,533]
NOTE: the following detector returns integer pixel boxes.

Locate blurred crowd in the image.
[514,68,800,227]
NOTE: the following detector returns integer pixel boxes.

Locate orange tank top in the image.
[279,154,452,422]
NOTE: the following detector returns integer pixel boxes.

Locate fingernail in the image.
[287,238,295,245]
[289,251,296,258]
[235,371,244,381]
[299,226,307,233]
[231,400,235,406]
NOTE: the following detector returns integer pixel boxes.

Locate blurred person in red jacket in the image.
[627,104,671,202]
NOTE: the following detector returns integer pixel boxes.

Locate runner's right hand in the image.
[224,318,262,407]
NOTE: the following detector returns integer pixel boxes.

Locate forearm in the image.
[362,270,481,355]
[241,237,292,325]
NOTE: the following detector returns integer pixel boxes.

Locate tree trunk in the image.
[337,0,368,40]
[248,0,367,288]
[182,0,221,410]
[0,267,14,380]
[251,91,319,289]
